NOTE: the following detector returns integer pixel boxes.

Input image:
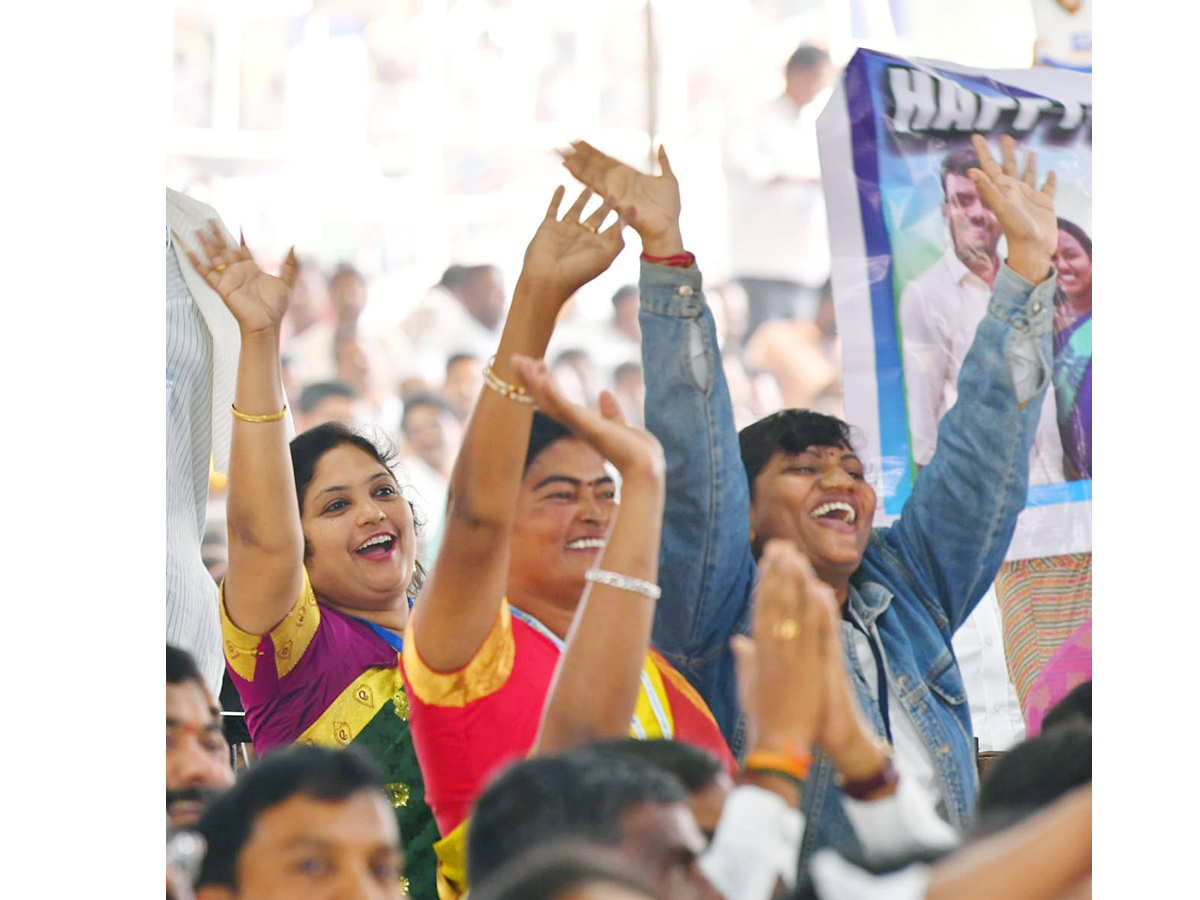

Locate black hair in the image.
[1040,680,1092,734]
[613,361,643,383]
[470,841,661,900]
[330,262,364,286]
[525,410,576,473]
[585,738,724,794]
[167,644,205,687]
[401,391,458,428]
[786,43,831,73]
[289,421,426,598]
[446,351,481,372]
[611,284,639,307]
[972,728,1091,838]
[194,745,387,890]
[297,380,358,414]
[940,146,982,197]
[1056,218,1092,259]
[466,749,688,887]
[738,409,856,499]
[440,264,470,291]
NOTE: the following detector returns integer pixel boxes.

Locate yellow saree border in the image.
[220,569,321,682]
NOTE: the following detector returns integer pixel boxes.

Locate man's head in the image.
[739,410,875,591]
[1039,680,1092,734]
[470,841,660,900]
[400,391,463,476]
[329,264,368,324]
[972,728,1092,839]
[167,645,234,830]
[297,381,360,432]
[784,43,835,109]
[194,745,403,900]
[468,749,718,900]
[450,264,506,331]
[612,284,642,343]
[585,739,732,841]
[940,147,1001,265]
[443,352,484,421]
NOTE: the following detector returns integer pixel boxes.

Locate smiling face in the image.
[508,437,616,608]
[1052,228,1092,306]
[300,444,417,612]
[748,445,876,595]
[943,171,1001,264]
[202,791,403,900]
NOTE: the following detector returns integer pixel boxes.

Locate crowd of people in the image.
[165,119,1091,900]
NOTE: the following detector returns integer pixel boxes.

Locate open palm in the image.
[561,142,681,250]
[970,134,1058,262]
[523,186,625,301]
[186,220,297,335]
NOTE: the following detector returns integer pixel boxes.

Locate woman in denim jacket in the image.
[561,134,1060,864]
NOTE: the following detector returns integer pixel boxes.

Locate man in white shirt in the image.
[899,145,1065,487]
[725,44,835,336]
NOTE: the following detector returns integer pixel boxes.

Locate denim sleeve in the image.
[881,263,1058,634]
[638,259,758,746]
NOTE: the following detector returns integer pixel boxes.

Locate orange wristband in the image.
[743,748,814,783]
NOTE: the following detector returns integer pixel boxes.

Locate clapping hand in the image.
[521,185,625,304]
[968,133,1058,283]
[560,141,684,258]
[186,220,297,336]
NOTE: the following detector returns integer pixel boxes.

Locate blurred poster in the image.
[817,48,1091,559]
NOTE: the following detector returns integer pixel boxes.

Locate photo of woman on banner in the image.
[1051,218,1091,481]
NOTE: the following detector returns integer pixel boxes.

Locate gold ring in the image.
[772,619,801,641]
[213,263,228,273]
[580,222,597,233]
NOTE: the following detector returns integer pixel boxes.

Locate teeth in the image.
[810,502,856,524]
[566,538,606,550]
[357,534,393,551]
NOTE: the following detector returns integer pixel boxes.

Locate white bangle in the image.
[584,568,662,600]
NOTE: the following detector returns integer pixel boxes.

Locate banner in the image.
[817,49,1091,560]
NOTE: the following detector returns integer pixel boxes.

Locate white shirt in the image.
[1032,0,1092,71]
[847,624,943,825]
[899,246,1065,484]
[951,587,1026,752]
[724,94,832,286]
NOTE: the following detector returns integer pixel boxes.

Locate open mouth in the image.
[565,538,606,551]
[356,534,397,559]
[810,501,857,526]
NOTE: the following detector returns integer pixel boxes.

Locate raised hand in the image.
[731,540,829,755]
[521,185,625,303]
[186,220,297,336]
[968,133,1058,282]
[559,141,683,257]
[511,355,664,479]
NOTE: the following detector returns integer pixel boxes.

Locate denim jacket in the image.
[638,257,1056,861]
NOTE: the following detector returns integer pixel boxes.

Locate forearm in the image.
[536,469,665,751]
[640,260,755,672]
[924,785,1090,900]
[226,327,301,557]
[890,263,1057,627]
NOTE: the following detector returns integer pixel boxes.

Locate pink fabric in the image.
[1024,618,1091,737]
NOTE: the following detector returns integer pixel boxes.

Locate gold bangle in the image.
[231,404,288,423]
[482,356,535,405]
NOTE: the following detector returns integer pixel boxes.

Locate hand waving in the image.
[560,142,683,257]
[968,134,1058,281]
[522,186,625,302]
[511,355,664,480]
[186,220,297,336]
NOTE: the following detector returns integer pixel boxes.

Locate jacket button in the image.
[677,284,694,297]
[1032,301,1042,313]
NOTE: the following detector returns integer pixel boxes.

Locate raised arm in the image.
[187,225,300,635]
[411,188,625,672]
[561,143,756,746]
[883,134,1060,632]
[522,363,667,753]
